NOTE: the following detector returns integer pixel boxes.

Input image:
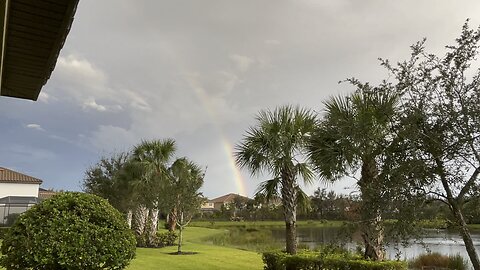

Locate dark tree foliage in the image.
[382,21,480,269]
[308,86,399,261]
[82,152,133,213]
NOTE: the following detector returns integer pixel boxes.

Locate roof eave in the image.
[0,0,79,101]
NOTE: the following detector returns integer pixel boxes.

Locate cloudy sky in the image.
[1,1,480,198]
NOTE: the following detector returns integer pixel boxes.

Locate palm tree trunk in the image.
[359,158,385,261]
[134,205,148,237]
[147,208,159,246]
[126,210,133,229]
[281,170,297,255]
[360,212,385,261]
[167,208,177,231]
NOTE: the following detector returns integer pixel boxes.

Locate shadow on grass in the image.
[167,251,199,255]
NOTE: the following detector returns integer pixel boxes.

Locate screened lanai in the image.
[0,196,38,226]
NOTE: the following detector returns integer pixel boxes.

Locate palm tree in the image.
[235,105,317,255]
[131,139,176,244]
[308,86,398,260]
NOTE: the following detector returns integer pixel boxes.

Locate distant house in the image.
[201,193,250,212]
[0,167,43,226]
[38,188,57,200]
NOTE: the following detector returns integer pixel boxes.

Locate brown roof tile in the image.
[0,167,43,184]
[210,193,250,203]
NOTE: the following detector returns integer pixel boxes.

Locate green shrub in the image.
[135,231,177,248]
[263,250,407,270]
[409,253,468,270]
[0,192,136,270]
[156,231,178,247]
[0,227,9,239]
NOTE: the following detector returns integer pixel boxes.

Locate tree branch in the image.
[458,166,480,200]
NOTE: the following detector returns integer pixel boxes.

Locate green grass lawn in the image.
[127,226,263,270]
[128,241,262,270]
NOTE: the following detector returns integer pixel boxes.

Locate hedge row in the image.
[263,250,407,270]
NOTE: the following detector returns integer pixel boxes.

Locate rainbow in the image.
[189,75,248,196]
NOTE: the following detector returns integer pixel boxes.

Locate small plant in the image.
[156,231,178,247]
[136,230,177,248]
[0,192,136,270]
[409,253,468,270]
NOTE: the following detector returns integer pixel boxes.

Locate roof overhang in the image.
[0,0,79,101]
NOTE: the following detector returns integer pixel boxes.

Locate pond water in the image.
[271,227,480,261]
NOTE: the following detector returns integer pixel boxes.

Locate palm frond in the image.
[255,178,281,203]
[296,186,311,214]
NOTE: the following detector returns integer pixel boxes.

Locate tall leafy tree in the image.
[308,87,398,260]
[163,157,205,254]
[235,105,317,255]
[82,152,134,219]
[383,22,480,269]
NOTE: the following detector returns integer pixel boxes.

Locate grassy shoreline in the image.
[189,219,344,229]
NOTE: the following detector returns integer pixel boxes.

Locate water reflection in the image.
[271,227,480,261]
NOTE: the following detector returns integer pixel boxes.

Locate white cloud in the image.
[49,54,150,113]
[26,124,45,132]
[82,99,107,112]
[229,54,255,72]
[56,55,107,86]
[38,92,52,103]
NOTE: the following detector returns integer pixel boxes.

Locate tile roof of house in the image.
[0,167,43,184]
[209,193,250,203]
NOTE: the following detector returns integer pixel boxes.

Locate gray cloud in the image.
[1,0,480,197]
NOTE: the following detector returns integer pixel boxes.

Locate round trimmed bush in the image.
[0,192,136,270]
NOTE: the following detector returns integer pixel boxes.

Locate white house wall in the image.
[0,183,39,198]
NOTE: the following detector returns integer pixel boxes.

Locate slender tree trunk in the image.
[126,210,133,229]
[455,207,480,270]
[281,169,297,255]
[447,198,480,270]
[177,212,184,254]
[359,158,385,261]
[436,158,480,270]
[167,208,177,231]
